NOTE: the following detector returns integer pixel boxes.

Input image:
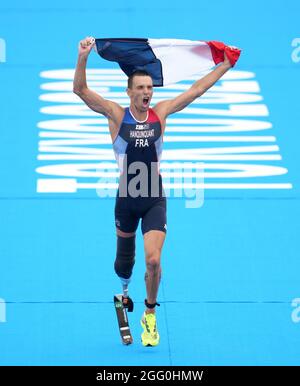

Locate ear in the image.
[126,87,131,97]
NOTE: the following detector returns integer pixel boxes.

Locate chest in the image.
[119,121,161,148]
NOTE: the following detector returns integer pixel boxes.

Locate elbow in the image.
[73,87,82,96]
[73,84,88,96]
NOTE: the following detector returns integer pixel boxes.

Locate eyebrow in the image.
[136,84,153,88]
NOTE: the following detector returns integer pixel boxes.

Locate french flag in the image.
[94,38,241,86]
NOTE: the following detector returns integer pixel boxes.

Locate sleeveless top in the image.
[113,107,163,198]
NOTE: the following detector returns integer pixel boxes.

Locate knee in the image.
[146,249,161,272]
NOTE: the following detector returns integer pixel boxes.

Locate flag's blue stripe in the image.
[95,38,164,86]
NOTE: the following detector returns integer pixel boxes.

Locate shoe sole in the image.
[141,340,159,347]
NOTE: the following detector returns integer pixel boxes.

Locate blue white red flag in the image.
[94,38,241,86]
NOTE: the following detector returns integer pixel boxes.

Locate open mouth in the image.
[142,97,150,106]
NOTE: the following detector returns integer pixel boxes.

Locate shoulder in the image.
[148,107,161,121]
[152,100,173,122]
[151,103,165,119]
[150,106,166,134]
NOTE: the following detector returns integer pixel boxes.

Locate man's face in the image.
[127,75,153,112]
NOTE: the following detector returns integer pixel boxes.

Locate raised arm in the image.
[154,53,232,121]
[73,36,124,122]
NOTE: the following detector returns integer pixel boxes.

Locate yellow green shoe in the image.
[141,312,160,347]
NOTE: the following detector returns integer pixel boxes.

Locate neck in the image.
[129,105,149,122]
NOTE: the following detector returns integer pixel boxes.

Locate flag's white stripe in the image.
[148,39,214,85]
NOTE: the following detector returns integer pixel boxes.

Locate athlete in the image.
[73,36,233,347]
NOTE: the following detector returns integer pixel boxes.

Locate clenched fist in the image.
[78,36,95,57]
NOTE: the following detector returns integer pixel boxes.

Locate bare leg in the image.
[143,230,166,314]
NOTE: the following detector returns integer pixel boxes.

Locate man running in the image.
[73,36,233,347]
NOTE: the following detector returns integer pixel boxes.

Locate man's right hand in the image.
[78,36,95,57]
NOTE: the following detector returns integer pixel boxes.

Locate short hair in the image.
[127,70,152,89]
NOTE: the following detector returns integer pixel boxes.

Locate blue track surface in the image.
[0,0,300,365]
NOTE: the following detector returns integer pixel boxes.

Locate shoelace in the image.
[144,313,157,334]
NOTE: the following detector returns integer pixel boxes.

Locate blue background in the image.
[0,0,299,365]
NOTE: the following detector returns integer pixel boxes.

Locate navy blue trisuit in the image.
[113,107,167,235]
